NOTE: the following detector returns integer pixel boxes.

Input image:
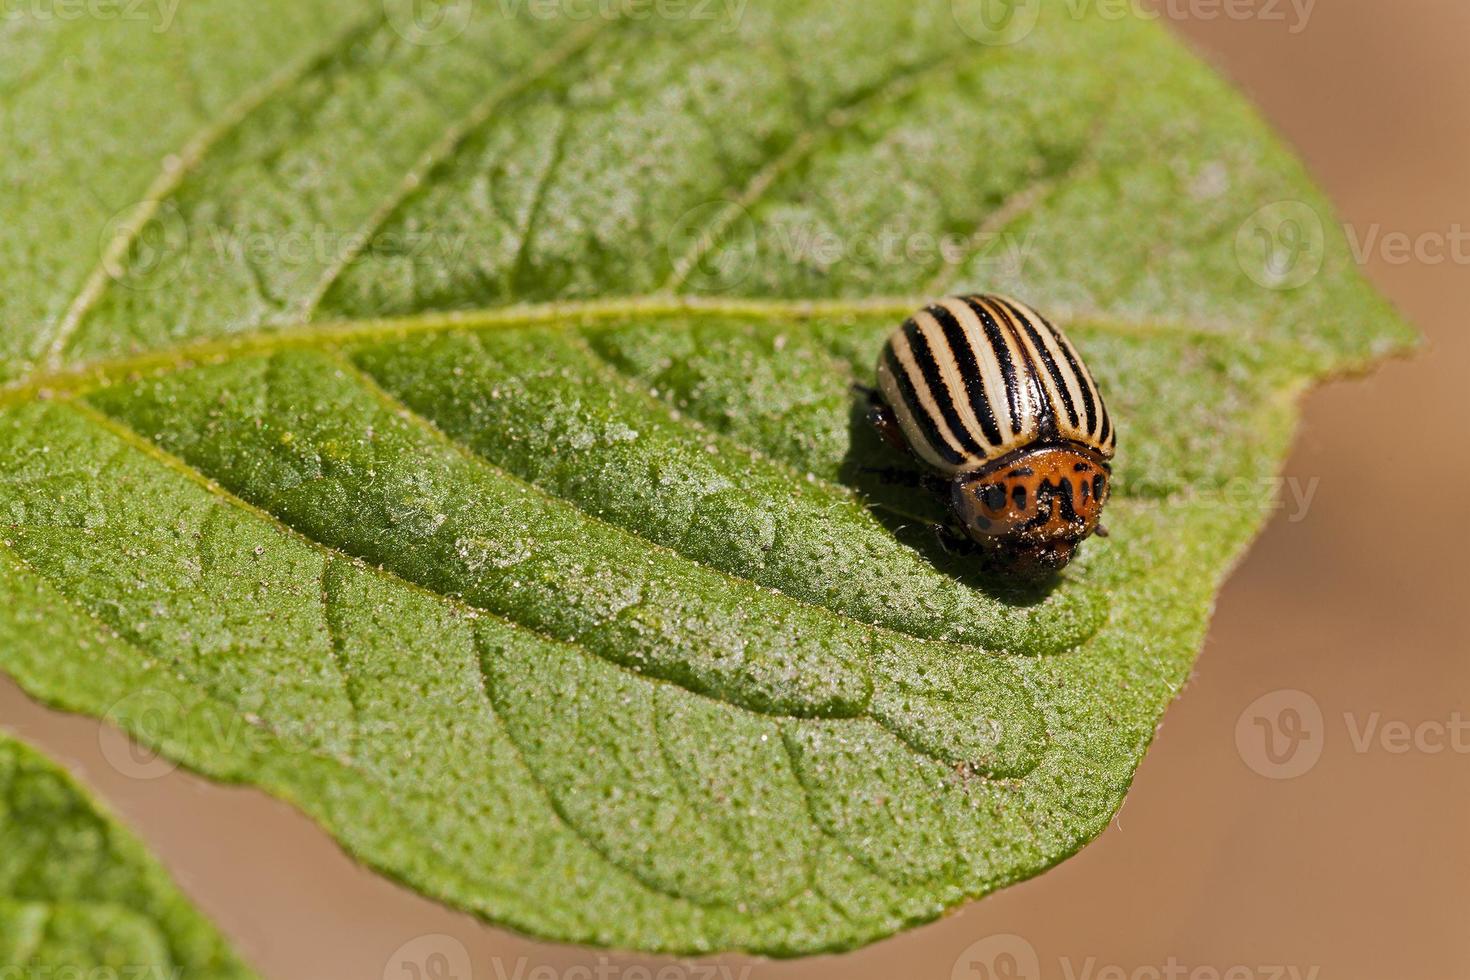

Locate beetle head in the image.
[950,444,1110,578]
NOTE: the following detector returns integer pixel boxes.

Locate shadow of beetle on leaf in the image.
[836,391,1060,609]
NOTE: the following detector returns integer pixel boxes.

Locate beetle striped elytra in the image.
[868,294,1114,577]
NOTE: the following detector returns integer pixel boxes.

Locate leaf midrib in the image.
[1,293,1242,408]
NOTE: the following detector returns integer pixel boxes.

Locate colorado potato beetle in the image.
[868,294,1115,577]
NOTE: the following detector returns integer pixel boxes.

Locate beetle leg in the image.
[858,464,926,489]
[1095,524,1110,538]
[932,522,976,556]
[861,387,913,456]
[919,472,950,497]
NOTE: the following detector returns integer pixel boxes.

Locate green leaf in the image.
[0,732,253,976]
[0,0,1413,955]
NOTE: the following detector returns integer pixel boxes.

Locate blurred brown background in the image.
[3,2,1467,977]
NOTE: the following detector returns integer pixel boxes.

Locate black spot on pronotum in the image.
[981,483,1007,511]
[1021,476,1081,531]
[1012,485,1027,510]
[1093,473,1106,500]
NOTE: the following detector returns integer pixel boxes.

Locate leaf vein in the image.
[63,392,986,774]
[470,628,745,909]
[0,536,643,928]
[777,723,915,891]
[661,42,989,293]
[39,9,384,369]
[924,89,1119,295]
[296,18,614,322]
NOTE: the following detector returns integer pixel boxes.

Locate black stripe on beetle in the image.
[996,295,1081,432]
[880,345,965,467]
[1045,312,1099,437]
[927,303,1004,447]
[900,317,988,458]
[961,296,1025,437]
[978,294,1059,442]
